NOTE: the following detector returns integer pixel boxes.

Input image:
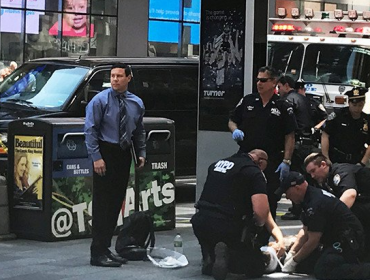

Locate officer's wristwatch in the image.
[283,159,292,166]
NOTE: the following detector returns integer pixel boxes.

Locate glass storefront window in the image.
[26,0,46,10]
[25,12,61,60]
[90,16,116,56]
[149,0,180,20]
[1,0,24,8]
[149,20,179,43]
[91,0,117,16]
[0,8,24,63]
[183,0,200,22]
[182,23,199,56]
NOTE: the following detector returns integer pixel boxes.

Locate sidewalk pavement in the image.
[0,200,314,280]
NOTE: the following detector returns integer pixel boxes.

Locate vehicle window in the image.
[268,42,303,81]
[85,70,110,101]
[0,63,89,110]
[132,68,174,110]
[171,67,198,110]
[302,44,370,87]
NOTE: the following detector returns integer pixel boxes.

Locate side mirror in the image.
[81,86,99,105]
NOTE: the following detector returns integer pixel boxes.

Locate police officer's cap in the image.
[345,87,367,103]
[275,171,305,199]
[295,80,305,90]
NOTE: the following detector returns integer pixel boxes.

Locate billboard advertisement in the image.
[199,0,245,131]
[13,135,43,210]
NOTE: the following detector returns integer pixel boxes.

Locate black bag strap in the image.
[144,214,155,248]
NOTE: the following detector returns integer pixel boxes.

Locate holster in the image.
[240,217,263,249]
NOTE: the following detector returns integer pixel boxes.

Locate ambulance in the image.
[267,6,370,113]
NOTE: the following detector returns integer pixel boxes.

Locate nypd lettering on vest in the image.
[214,160,234,173]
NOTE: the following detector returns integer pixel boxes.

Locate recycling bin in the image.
[123,117,176,230]
[7,117,175,241]
[7,118,96,241]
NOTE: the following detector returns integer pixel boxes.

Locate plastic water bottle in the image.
[174,233,183,254]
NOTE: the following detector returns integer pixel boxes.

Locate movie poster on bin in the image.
[13,135,43,210]
[199,0,245,131]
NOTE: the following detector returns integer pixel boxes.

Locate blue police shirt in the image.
[84,88,146,161]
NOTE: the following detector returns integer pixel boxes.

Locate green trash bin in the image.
[124,117,176,230]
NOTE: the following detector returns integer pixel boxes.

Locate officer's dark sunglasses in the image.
[256,77,272,83]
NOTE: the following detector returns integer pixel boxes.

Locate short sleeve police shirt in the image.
[229,93,297,156]
[301,185,362,246]
[327,163,369,197]
[323,108,370,154]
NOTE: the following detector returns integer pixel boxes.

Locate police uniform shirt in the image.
[307,97,328,124]
[301,185,363,247]
[326,163,370,199]
[199,153,267,219]
[229,93,297,157]
[323,107,370,161]
[282,90,313,136]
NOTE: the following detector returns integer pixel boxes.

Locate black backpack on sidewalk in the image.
[115,210,155,261]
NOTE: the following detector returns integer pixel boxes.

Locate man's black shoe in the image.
[105,250,128,264]
[90,255,122,267]
[212,242,228,280]
[281,212,300,220]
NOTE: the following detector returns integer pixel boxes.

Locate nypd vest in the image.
[198,154,258,218]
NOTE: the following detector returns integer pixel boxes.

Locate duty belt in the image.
[296,136,314,146]
[333,147,353,161]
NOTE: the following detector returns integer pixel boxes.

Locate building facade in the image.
[0,0,200,67]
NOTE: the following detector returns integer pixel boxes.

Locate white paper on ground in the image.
[147,247,189,268]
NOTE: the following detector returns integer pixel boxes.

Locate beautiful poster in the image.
[13,135,43,210]
[199,0,245,131]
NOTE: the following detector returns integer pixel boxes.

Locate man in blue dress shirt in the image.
[85,63,146,267]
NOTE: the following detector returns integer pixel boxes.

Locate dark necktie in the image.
[118,95,129,149]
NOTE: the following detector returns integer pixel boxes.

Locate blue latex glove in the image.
[232,129,244,141]
[275,162,290,181]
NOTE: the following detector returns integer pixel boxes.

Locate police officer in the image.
[295,81,328,133]
[228,66,297,224]
[304,153,370,261]
[277,76,314,220]
[191,149,286,280]
[322,87,370,165]
[277,75,313,138]
[275,171,370,279]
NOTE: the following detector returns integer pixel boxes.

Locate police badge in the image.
[364,120,368,132]
[333,174,341,186]
[353,88,359,96]
[328,112,336,121]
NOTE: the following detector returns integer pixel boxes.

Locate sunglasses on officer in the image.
[256,77,273,83]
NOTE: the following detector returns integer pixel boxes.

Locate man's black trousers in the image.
[90,141,132,257]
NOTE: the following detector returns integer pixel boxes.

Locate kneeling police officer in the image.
[191,149,285,280]
[276,171,370,279]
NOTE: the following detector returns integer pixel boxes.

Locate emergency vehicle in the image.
[267,6,370,113]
